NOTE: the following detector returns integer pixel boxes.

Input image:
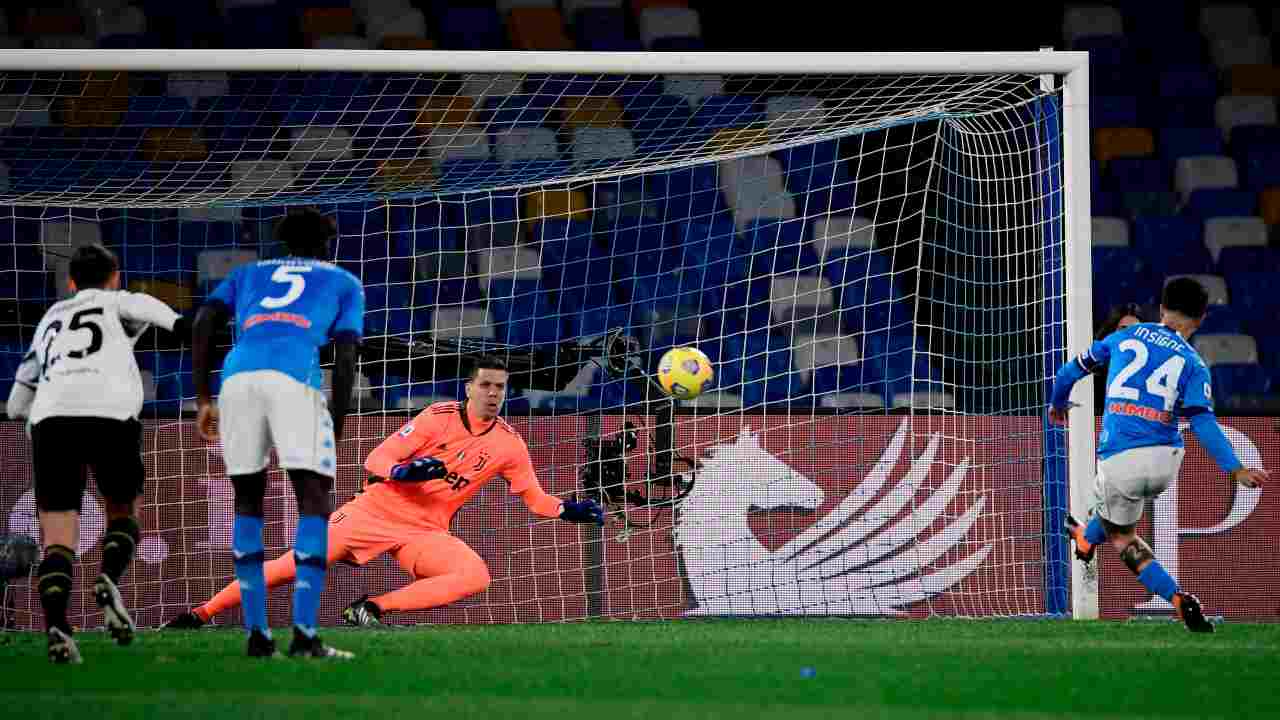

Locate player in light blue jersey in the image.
[1049,277,1268,632]
[192,208,365,659]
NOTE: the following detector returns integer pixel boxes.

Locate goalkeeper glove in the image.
[389,456,448,482]
[560,498,605,526]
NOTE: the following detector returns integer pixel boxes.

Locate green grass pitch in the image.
[2,619,1277,719]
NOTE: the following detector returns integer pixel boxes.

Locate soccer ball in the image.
[657,346,714,399]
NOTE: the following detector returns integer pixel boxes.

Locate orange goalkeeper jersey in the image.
[361,401,564,531]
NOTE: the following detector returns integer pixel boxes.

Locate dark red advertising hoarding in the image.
[1,415,1275,630]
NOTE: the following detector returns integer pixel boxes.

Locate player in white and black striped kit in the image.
[5,243,190,664]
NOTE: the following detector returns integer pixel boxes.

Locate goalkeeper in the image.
[164,355,603,629]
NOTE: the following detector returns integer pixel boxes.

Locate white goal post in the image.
[0,49,1096,626]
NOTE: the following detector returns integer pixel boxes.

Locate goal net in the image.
[0,52,1086,629]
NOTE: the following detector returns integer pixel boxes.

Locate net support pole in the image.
[1061,57,1098,620]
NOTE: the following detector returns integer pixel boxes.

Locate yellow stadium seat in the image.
[1229,65,1280,96]
[707,127,769,154]
[128,278,195,312]
[522,188,592,222]
[559,96,627,129]
[142,128,209,162]
[415,95,477,134]
[1259,188,1280,225]
[1093,127,1155,166]
[507,7,573,51]
[375,158,436,192]
[56,72,130,127]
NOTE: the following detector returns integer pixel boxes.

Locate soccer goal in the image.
[0,49,1095,630]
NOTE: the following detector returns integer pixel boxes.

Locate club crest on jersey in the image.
[472,452,490,472]
[455,450,467,462]
[398,424,414,438]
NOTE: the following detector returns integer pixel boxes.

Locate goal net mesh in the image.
[0,66,1067,628]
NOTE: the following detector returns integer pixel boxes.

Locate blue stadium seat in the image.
[1197,305,1245,334]
[740,219,817,276]
[1228,125,1280,159]
[1211,363,1273,400]
[1218,247,1280,276]
[224,5,295,49]
[659,165,728,222]
[1107,157,1169,191]
[624,94,693,153]
[1237,149,1280,190]
[490,288,561,346]
[690,95,762,131]
[438,6,507,50]
[1094,190,1123,216]
[1183,189,1258,219]
[477,94,556,129]
[1092,245,1157,311]
[533,218,597,292]
[1227,272,1280,333]
[572,8,641,51]
[1156,68,1218,100]
[1121,190,1179,217]
[1092,96,1140,129]
[1158,127,1223,165]
[1145,98,1216,129]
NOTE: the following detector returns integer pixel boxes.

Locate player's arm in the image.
[363,410,446,481]
[504,442,603,525]
[327,275,365,440]
[117,291,191,340]
[1048,337,1112,424]
[1181,367,1269,488]
[192,273,236,441]
[4,346,40,420]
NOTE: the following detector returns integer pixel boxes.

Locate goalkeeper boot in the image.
[48,627,82,665]
[1173,592,1215,634]
[288,628,354,660]
[1064,515,1096,564]
[246,629,278,658]
[160,611,206,631]
[342,595,382,627]
[93,574,135,646]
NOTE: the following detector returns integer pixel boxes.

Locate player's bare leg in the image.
[36,511,80,664]
[1107,521,1213,634]
[94,496,141,646]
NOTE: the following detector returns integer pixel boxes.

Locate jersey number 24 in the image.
[1107,339,1185,411]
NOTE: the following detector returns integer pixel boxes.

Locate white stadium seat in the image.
[812,214,876,255]
[820,392,884,409]
[638,7,701,49]
[0,95,52,128]
[719,155,795,227]
[683,391,744,409]
[1174,156,1239,198]
[461,73,523,101]
[764,96,827,139]
[366,7,427,45]
[1209,34,1272,69]
[472,246,542,294]
[1215,96,1278,141]
[1062,5,1123,47]
[431,305,494,340]
[664,74,724,109]
[1091,217,1130,247]
[288,126,354,163]
[229,160,298,196]
[198,249,258,283]
[427,124,491,163]
[1194,333,1259,366]
[1204,216,1268,262]
[167,72,230,104]
[792,333,859,386]
[1166,274,1229,305]
[1200,4,1261,38]
[570,126,636,166]
[892,391,955,409]
[92,5,146,39]
[494,127,560,166]
[769,274,835,325]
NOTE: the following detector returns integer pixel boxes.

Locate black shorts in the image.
[31,417,145,512]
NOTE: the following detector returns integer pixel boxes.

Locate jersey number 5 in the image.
[261,265,311,309]
[1107,339,1186,411]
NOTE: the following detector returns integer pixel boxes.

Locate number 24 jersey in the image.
[1078,322,1214,459]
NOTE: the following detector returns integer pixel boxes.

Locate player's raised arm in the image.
[192,270,236,442]
[1048,335,1114,425]
[117,290,190,340]
[1180,364,1269,488]
[504,441,603,525]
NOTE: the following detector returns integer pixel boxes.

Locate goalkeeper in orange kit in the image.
[162,355,604,628]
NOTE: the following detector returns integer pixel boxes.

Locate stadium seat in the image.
[719,155,795,227]
[1200,4,1261,36]
[507,7,572,50]
[1217,246,1280,275]
[472,245,542,296]
[493,127,559,166]
[1121,191,1179,217]
[1229,124,1280,161]
[819,392,885,409]
[1215,96,1278,141]
[1107,157,1168,191]
[1236,148,1280,190]
[1228,64,1280,95]
[438,6,506,50]
[1063,5,1124,47]
[1174,156,1238,198]
[768,274,837,335]
[1131,215,1201,255]
[812,214,876,256]
[1183,188,1257,219]
[792,331,860,388]
[569,126,635,169]
[1148,97,1218,129]
[741,218,815,275]
[764,96,827,139]
[1211,362,1273,400]
[429,305,494,341]
[1091,96,1140,129]
[663,74,724,109]
[1156,68,1218,100]
[1260,188,1280,224]
[1158,127,1223,165]
[1194,333,1259,366]
[1094,127,1154,165]
[1197,304,1245,334]
[638,6,701,49]
[559,96,626,129]
[624,93,692,152]
[1091,216,1129,246]
[1204,216,1268,263]
[569,7,636,50]
[682,391,744,410]
[691,94,762,132]
[1209,35,1272,70]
